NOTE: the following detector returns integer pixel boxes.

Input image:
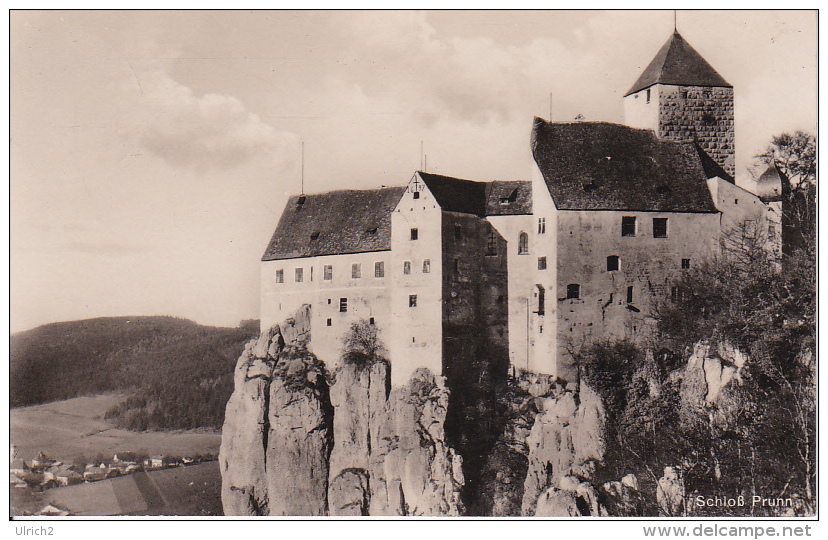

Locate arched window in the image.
[607,255,619,271]
[536,284,545,316]
[518,231,529,254]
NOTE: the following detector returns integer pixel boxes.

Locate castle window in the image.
[486,231,497,256]
[566,284,580,300]
[409,294,417,307]
[454,224,462,240]
[653,218,668,238]
[681,258,691,269]
[275,269,284,284]
[500,188,518,205]
[369,317,375,325]
[607,255,620,271]
[538,217,546,234]
[310,231,320,242]
[536,285,545,316]
[423,259,431,273]
[340,298,347,312]
[453,258,460,276]
[671,286,686,303]
[646,88,651,104]
[351,263,360,279]
[413,191,420,199]
[328,299,331,304]
[497,295,505,304]
[403,261,411,275]
[410,228,418,240]
[323,265,333,280]
[518,231,529,254]
[326,318,332,327]
[680,88,688,100]
[375,261,384,278]
[627,286,634,304]
[295,268,303,283]
[622,216,636,237]
[538,256,547,270]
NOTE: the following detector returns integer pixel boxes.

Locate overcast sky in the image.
[9,10,816,332]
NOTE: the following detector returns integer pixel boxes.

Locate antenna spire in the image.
[549,92,553,121]
[674,10,677,33]
[420,140,424,171]
[301,141,304,195]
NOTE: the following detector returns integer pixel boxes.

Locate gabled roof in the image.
[417,172,532,216]
[625,31,731,97]
[531,118,718,213]
[485,180,532,216]
[418,172,488,216]
[262,187,406,261]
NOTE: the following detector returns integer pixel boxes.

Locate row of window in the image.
[275,259,433,284]
[605,255,691,272]
[622,216,669,238]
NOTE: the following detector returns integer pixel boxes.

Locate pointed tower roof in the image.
[625,32,732,97]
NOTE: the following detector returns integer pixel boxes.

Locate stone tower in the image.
[623,31,735,177]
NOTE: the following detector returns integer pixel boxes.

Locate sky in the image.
[9,10,817,333]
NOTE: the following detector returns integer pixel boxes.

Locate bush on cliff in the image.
[341,320,388,370]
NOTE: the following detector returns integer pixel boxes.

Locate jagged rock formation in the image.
[220,307,334,516]
[328,363,463,516]
[656,466,686,516]
[220,307,462,516]
[521,383,606,516]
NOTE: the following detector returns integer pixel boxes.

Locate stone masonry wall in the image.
[658,85,734,177]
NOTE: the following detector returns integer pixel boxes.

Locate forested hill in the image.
[10,316,259,429]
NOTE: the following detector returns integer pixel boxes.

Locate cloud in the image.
[134,72,298,171]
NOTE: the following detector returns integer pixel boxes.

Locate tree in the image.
[342,319,387,367]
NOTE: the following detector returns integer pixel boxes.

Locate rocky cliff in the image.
[220,307,462,516]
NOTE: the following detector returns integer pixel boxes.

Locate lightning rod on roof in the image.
[674,10,677,33]
[420,140,424,171]
[301,141,305,195]
[549,92,553,122]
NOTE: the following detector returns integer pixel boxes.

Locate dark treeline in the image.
[10,316,258,430]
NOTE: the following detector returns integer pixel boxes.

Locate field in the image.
[43,461,222,516]
[10,394,222,463]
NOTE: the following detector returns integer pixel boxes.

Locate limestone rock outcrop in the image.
[220,306,333,516]
[221,307,462,516]
[657,466,686,516]
[328,363,463,516]
[521,383,606,516]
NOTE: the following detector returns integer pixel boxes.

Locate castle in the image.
[260,31,784,385]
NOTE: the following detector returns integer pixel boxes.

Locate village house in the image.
[261,31,784,383]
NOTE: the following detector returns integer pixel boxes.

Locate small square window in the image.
[486,231,497,256]
[295,268,303,283]
[410,228,418,240]
[403,261,411,275]
[607,255,620,272]
[323,265,332,280]
[413,191,420,199]
[409,294,417,307]
[566,284,580,300]
[423,259,431,273]
[622,216,636,237]
[454,224,462,240]
[627,286,634,304]
[327,298,331,304]
[275,269,284,284]
[538,256,547,270]
[653,218,668,238]
[339,298,347,312]
[538,217,546,234]
[369,317,375,325]
[352,263,361,279]
[326,318,332,327]
[375,261,384,278]
[681,258,691,269]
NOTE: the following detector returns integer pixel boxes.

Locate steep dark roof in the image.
[485,181,532,215]
[694,143,734,183]
[418,172,488,216]
[625,32,731,97]
[531,118,718,213]
[262,187,406,261]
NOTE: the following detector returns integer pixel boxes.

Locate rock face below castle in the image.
[219,306,463,516]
